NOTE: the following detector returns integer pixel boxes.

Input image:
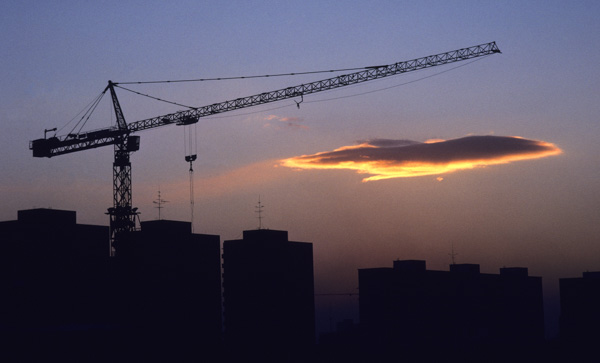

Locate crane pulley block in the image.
[176,115,199,126]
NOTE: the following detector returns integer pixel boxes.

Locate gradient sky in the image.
[2,1,600,337]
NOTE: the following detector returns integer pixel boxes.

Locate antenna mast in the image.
[255,196,265,229]
[449,243,458,265]
[153,189,168,220]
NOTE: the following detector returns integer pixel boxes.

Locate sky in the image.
[2,0,600,338]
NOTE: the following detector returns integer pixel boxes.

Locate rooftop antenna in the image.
[255,195,265,229]
[153,188,168,220]
[449,243,458,265]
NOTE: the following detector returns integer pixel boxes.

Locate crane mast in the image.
[30,42,500,253]
[107,82,139,245]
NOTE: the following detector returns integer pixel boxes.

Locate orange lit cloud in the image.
[280,136,562,181]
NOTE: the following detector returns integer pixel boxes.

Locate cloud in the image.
[280,135,562,182]
[263,114,307,130]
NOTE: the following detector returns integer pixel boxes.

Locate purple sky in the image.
[2,1,599,338]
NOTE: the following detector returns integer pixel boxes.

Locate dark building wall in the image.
[497,267,545,343]
[1,209,108,264]
[222,229,315,356]
[0,209,117,363]
[359,261,544,351]
[0,211,225,360]
[0,209,110,330]
[559,272,600,343]
[17,208,76,225]
[114,220,222,350]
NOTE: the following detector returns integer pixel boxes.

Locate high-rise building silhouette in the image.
[0,209,110,325]
[0,209,111,360]
[115,219,222,357]
[0,210,223,361]
[559,271,600,343]
[359,260,544,357]
[222,229,315,359]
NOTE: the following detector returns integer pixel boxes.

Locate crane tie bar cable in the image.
[113,66,372,85]
[114,84,198,109]
[194,55,492,120]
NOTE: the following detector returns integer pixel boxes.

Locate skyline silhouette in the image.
[2,1,600,361]
[1,207,598,361]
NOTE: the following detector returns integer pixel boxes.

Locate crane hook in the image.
[185,154,197,172]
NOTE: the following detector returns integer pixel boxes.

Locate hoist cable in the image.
[189,165,195,233]
[183,124,197,233]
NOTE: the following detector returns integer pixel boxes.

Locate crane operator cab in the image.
[126,136,140,152]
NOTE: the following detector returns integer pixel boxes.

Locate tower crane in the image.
[29,42,500,253]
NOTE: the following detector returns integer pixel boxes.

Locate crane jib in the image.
[126,41,500,133]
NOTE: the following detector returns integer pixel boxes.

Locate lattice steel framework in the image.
[30,42,500,253]
[107,82,138,254]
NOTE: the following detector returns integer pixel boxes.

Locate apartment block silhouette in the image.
[222,229,315,359]
[115,219,222,356]
[0,209,109,330]
[359,260,544,356]
[0,209,112,360]
[559,271,600,343]
[0,210,223,361]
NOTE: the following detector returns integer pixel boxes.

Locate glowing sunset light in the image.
[424,138,446,144]
[280,136,562,182]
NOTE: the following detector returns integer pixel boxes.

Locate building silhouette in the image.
[0,208,109,327]
[0,209,112,360]
[115,219,222,359]
[0,210,223,361]
[222,229,315,360]
[559,271,600,343]
[358,260,544,358]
